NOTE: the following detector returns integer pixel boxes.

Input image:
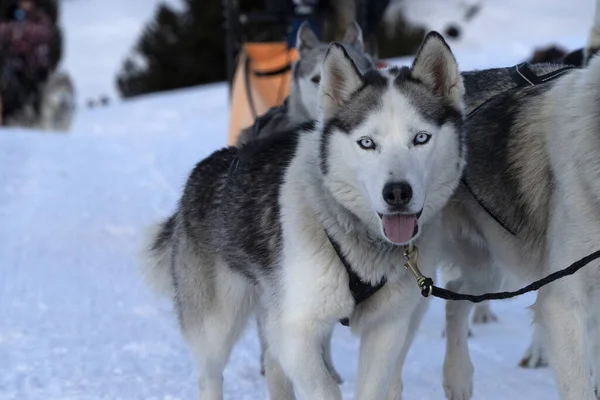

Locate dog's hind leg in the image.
[175,249,256,400]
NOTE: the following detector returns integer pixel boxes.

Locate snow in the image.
[0,0,595,398]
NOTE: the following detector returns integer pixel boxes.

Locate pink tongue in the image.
[382,214,417,244]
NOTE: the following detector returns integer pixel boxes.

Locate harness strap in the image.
[326,232,387,326]
[509,62,576,87]
[464,62,576,236]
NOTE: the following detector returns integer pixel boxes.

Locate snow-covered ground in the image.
[0,0,597,398]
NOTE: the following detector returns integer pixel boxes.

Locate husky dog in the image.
[142,31,466,399]
[38,71,76,132]
[4,70,76,132]
[440,5,600,398]
[235,21,374,147]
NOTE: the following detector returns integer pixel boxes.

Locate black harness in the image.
[462,62,576,236]
[325,232,387,326]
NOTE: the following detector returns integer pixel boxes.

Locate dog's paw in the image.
[471,303,498,324]
[443,356,474,400]
[518,340,548,368]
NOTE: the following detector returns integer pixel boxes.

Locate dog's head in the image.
[291,21,374,120]
[319,32,465,245]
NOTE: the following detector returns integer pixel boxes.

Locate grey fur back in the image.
[455,63,576,251]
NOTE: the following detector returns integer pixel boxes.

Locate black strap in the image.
[326,232,386,326]
[244,56,258,120]
[253,64,292,77]
[461,178,517,236]
[420,250,600,302]
[463,62,576,236]
[509,62,575,87]
[251,99,288,140]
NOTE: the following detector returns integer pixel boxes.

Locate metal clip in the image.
[403,244,433,296]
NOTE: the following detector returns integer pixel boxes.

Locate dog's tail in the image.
[586,0,600,62]
[139,214,176,297]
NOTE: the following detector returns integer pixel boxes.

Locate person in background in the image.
[0,0,52,125]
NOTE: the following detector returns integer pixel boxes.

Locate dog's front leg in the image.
[354,293,424,400]
[271,319,341,400]
[443,277,475,400]
[385,297,430,400]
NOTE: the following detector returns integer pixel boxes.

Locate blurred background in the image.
[0,0,596,399]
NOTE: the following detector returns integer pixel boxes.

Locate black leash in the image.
[404,246,600,302]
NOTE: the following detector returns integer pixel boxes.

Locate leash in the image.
[402,244,600,302]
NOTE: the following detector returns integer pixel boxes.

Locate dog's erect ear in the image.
[411,31,464,109]
[342,21,364,53]
[297,21,320,57]
[320,43,363,120]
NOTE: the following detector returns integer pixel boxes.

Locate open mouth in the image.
[377,210,422,244]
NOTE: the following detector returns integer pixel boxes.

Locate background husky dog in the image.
[440,3,600,398]
[141,31,466,400]
[38,71,76,132]
[235,21,374,147]
[4,70,76,132]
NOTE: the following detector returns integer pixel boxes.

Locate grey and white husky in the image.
[440,3,600,398]
[142,32,466,399]
[235,21,374,147]
[4,70,76,132]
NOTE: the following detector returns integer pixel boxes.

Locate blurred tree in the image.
[116,0,427,98]
[117,0,231,98]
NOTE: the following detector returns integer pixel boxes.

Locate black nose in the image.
[382,181,413,207]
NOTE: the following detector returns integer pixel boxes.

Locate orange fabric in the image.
[227,43,298,146]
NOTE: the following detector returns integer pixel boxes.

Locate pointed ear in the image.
[296,21,320,57]
[342,21,364,53]
[411,31,464,109]
[320,43,364,120]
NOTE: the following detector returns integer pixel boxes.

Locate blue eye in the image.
[413,132,431,145]
[357,137,376,150]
